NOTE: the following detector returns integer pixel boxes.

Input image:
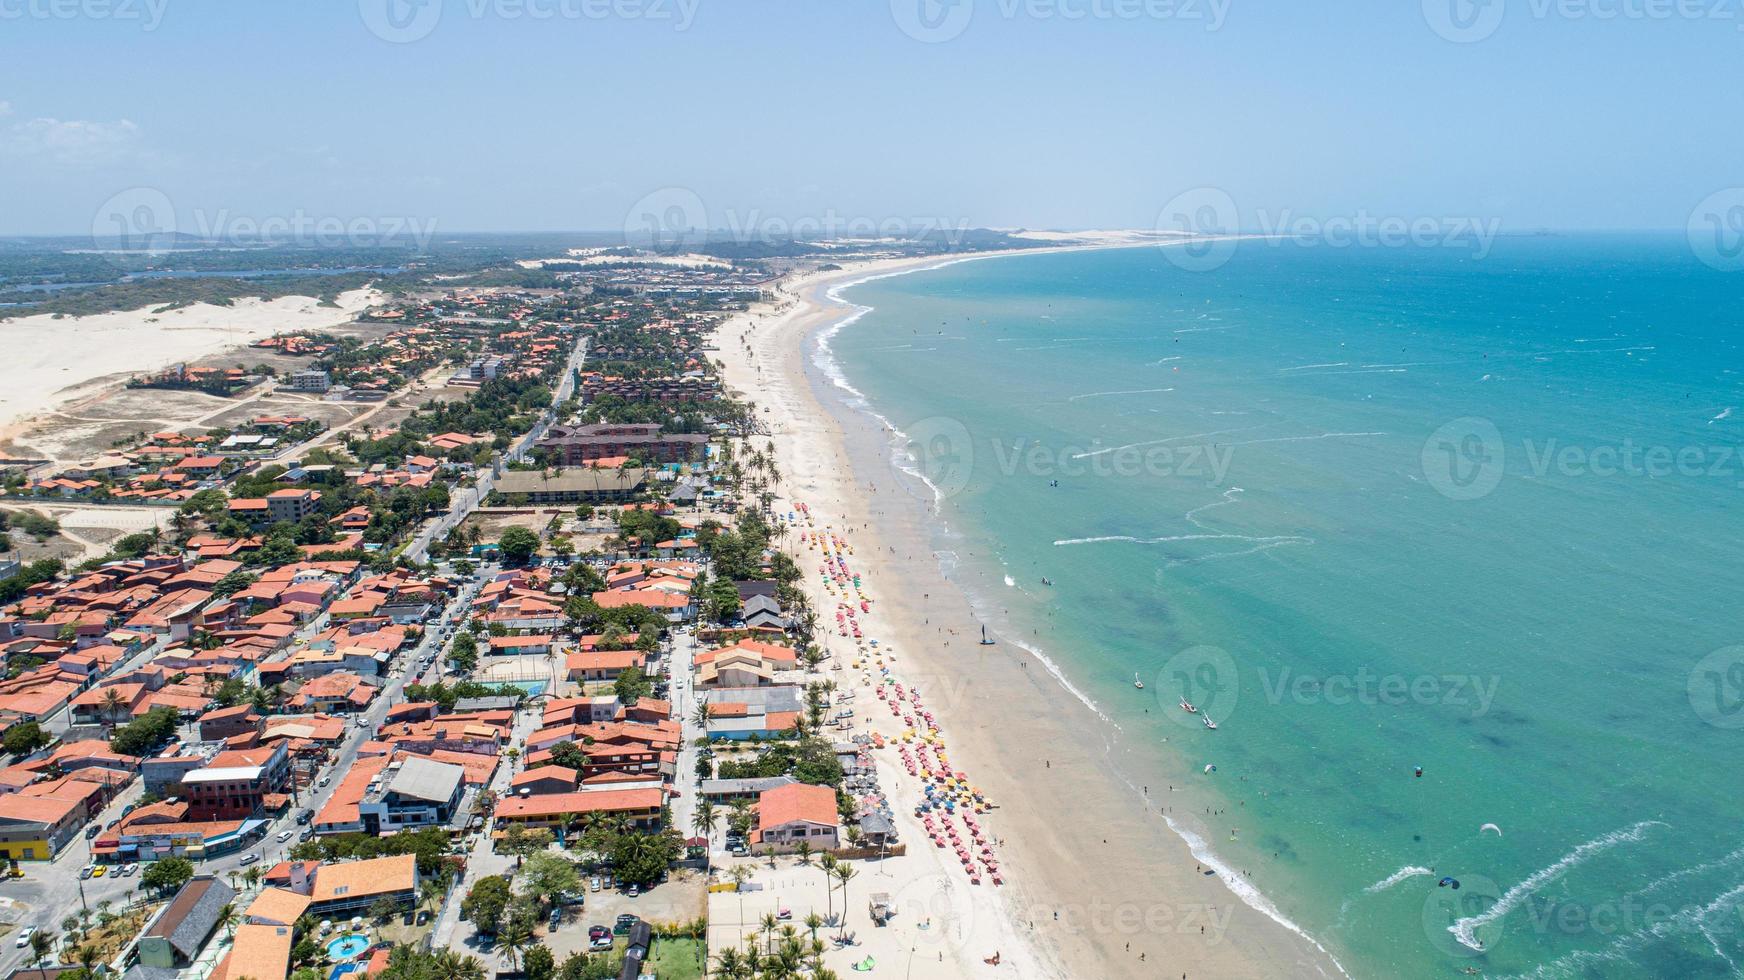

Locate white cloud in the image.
[0,101,12,117]
[2,116,141,168]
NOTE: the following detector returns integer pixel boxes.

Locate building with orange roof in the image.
[492,787,665,831]
[307,853,419,916]
[752,782,840,852]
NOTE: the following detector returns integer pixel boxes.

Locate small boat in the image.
[978,625,994,646]
[1133,673,1145,690]
[1040,577,1053,586]
[1203,714,1218,730]
[1180,699,1198,714]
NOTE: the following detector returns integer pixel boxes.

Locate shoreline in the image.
[711,244,1349,979]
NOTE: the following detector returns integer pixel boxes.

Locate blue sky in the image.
[1,0,1739,235]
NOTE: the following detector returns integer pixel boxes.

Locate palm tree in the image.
[819,853,840,920]
[794,840,812,866]
[802,912,823,944]
[243,866,264,891]
[833,864,858,940]
[758,911,779,954]
[430,950,487,980]
[74,943,101,974]
[713,946,749,980]
[99,688,126,727]
[28,928,54,973]
[214,902,238,941]
[493,924,532,970]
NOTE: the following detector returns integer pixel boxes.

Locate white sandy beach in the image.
[706,243,1349,979]
[0,287,381,449]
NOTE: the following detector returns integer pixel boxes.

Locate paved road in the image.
[405,335,586,564]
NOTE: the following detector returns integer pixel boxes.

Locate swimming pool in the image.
[325,934,369,961]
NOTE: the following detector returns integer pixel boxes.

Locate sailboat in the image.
[1179,699,1198,714]
[979,625,995,646]
[1133,673,1145,690]
[1202,714,1218,730]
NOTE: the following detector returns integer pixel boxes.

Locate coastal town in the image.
[0,239,1054,980]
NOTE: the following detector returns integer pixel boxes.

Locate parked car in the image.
[276,830,293,843]
[91,866,105,878]
[614,914,639,934]
[239,853,260,866]
[84,825,100,840]
[295,810,313,825]
[625,883,639,898]
[589,876,601,892]
[122,863,139,876]
[78,865,93,880]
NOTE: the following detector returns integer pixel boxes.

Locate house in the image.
[179,743,291,819]
[509,765,579,796]
[266,488,321,523]
[752,783,840,853]
[356,756,466,833]
[566,648,648,683]
[244,886,312,927]
[535,423,706,466]
[200,703,264,741]
[741,594,791,631]
[699,775,798,806]
[307,853,419,917]
[700,686,804,741]
[211,923,294,980]
[138,875,238,970]
[0,794,84,861]
[492,787,665,831]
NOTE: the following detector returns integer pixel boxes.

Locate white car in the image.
[14,926,33,949]
[276,830,293,843]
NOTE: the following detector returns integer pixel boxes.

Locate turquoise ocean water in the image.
[821,238,1744,979]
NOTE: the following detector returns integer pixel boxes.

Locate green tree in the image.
[499,526,540,565]
[460,875,512,935]
[448,631,478,672]
[548,740,588,773]
[142,857,195,894]
[520,852,582,906]
[523,944,556,980]
[611,665,652,705]
[2,721,50,757]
